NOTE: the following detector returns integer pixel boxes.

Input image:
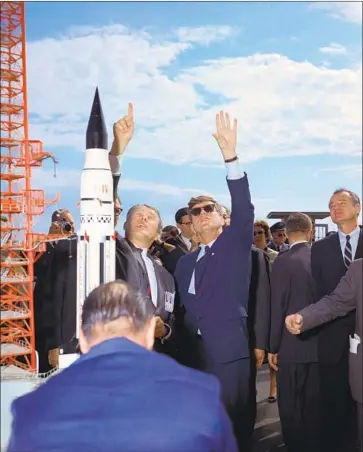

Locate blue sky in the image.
[22,1,362,232]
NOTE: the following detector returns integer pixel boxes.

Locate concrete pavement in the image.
[253,364,286,451]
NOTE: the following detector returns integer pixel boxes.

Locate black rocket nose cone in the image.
[86,87,108,150]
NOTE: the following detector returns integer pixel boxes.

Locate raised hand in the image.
[212,111,238,161]
[285,313,303,335]
[110,103,134,157]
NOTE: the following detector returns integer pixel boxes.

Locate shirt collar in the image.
[289,240,308,249]
[338,226,360,239]
[200,239,217,249]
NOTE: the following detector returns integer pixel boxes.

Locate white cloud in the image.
[27,24,362,168]
[175,26,239,45]
[313,164,362,177]
[311,2,362,24]
[320,42,347,55]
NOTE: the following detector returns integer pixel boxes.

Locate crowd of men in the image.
[8,105,362,452]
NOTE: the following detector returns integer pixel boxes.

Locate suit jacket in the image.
[42,234,176,356]
[269,242,319,363]
[300,259,362,403]
[8,338,237,452]
[175,175,254,365]
[248,246,271,351]
[311,227,363,363]
[116,237,177,355]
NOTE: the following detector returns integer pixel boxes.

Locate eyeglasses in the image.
[115,207,123,216]
[254,230,264,236]
[277,232,286,237]
[180,221,192,226]
[189,204,216,216]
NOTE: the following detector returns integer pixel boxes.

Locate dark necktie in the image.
[137,249,152,299]
[344,235,352,268]
[194,246,210,291]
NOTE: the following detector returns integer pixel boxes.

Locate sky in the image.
[22,1,362,232]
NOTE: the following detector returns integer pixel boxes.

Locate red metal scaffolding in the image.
[1,2,59,375]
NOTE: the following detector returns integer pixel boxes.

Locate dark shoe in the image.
[268,396,277,403]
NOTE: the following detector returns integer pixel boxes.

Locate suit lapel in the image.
[330,233,346,270]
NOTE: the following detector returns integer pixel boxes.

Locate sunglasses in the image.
[254,230,264,236]
[190,204,216,216]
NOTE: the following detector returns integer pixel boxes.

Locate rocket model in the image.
[76,87,116,337]
[59,88,116,368]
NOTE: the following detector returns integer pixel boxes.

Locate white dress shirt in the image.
[181,235,192,251]
[338,226,360,260]
[289,240,308,249]
[140,248,158,307]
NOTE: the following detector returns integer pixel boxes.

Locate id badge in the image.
[164,292,175,313]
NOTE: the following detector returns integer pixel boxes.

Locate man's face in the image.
[177,215,194,239]
[272,229,287,245]
[190,202,224,234]
[220,208,231,227]
[253,226,267,248]
[329,192,360,225]
[126,206,160,243]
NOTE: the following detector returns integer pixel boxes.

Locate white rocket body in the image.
[75,147,116,339]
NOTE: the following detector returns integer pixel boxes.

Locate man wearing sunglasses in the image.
[175,111,255,452]
[269,221,289,253]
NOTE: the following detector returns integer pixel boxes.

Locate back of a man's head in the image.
[79,281,156,354]
[286,213,313,244]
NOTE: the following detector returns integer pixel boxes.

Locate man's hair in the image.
[254,220,271,239]
[187,195,223,215]
[221,205,231,216]
[81,281,154,339]
[331,188,361,206]
[286,213,312,233]
[175,207,188,224]
[126,204,163,233]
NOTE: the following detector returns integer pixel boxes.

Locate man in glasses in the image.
[175,111,255,452]
[269,221,289,253]
[175,207,198,252]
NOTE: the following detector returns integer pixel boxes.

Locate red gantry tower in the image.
[1,2,58,376]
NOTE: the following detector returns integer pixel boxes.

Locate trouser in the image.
[193,337,254,452]
[357,402,362,450]
[319,360,356,452]
[277,362,320,452]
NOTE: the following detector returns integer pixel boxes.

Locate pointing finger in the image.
[128,103,134,119]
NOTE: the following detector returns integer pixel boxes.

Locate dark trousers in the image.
[357,402,362,450]
[193,337,254,452]
[319,359,356,452]
[277,362,320,452]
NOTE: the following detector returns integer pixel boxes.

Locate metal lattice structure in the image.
[1,2,59,377]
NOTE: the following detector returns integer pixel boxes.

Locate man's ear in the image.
[79,330,90,355]
[123,221,127,232]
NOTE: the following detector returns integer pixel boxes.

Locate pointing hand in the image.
[110,103,134,157]
[285,314,303,335]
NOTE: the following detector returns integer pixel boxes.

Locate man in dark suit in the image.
[9,281,238,452]
[269,213,320,452]
[175,111,254,451]
[285,258,363,450]
[311,188,362,451]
